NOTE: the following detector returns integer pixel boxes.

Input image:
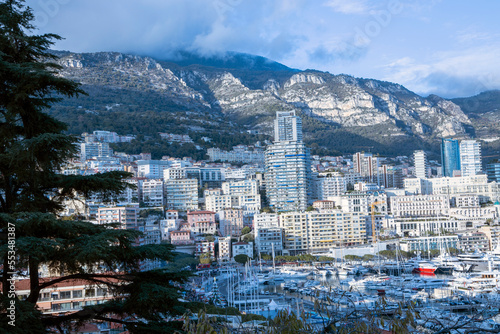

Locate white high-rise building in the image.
[274,111,302,142]
[164,178,198,211]
[80,142,113,161]
[413,150,428,179]
[266,112,311,212]
[460,140,482,177]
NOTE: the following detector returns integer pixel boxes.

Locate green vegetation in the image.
[0,3,188,332]
[241,226,251,235]
[234,254,251,264]
[199,252,212,264]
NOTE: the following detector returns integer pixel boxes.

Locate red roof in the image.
[5,275,124,292]
[187,211,216,215]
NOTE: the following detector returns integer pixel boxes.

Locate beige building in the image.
[280,210,366,255]
[218,208,244,237]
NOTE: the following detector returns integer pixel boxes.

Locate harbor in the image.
[185,258,500,332]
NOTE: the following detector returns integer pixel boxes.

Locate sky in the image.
[27,0,500,98]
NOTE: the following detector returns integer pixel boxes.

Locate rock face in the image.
[52,51,481,155]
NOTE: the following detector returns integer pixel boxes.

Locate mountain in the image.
[48,50,499,160]
[451,90,500,138]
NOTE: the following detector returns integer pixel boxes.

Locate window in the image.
[73,290,82,298]
[60,291,71,299]
[85,289,95,297]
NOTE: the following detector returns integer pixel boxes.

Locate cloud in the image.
[383,46,500,97]
[25,0,500,97]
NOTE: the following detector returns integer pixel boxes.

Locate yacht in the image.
[457,252,500,271]
[408,259,437,275]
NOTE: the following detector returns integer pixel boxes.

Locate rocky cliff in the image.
[49,51,498,157]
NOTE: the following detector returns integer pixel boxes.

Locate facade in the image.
[458,232,489,252]
[441,138,460,177]
[353,152,379,184]
[399,236,459,252]
[254,213,283,255]
[254,213,280,229]
[454,195,480,208]
[460,140,482,177]
[333,193,370,214]
[141,179,164,207]
[97,206,139,230]
[486,161,500,183]
[428,175,498,203]
[222,179,259,196]
[80,142,113,161]
[207,146,265,164]
[390,195,450,217]
[232,241,254,259]
[265,112,311,212]
[195,240,215,258]
[280,210,366,254]
[274,111,302,142]
[313,200,336,210]
[219,236,232,261]
[254,226,283,256]
[187,211,217,236]
[13,278,120,315]
[316,173,346,199]
[218,208,244,237]
[163,167,187,180]
[388,216,462,237]
[413,150,428,179]
[379,165,403,189]
[137,160,170,179]
[164,178,198,211]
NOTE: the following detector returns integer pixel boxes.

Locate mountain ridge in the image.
[47,50,500,160]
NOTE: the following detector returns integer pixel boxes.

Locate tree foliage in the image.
[234,254,250,264]
[0,2,188,332]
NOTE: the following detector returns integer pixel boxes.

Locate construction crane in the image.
[370,201,385,243]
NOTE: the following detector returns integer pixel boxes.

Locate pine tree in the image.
[0,1,189,332]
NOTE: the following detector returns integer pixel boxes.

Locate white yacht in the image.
[457,252,500,271]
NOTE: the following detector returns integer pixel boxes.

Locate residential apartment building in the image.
[265,111,312,212]
[441,138,460,177]
[207,146,265,164]
[280,210,366,254]
[316,173,346,199]
[96,206,139,230]
[80,142,113,161]
[164,178,198,211]
[254,226,283,256]
[429,175,498,203]
[413,150,428,179]
[458,232,489,252]
[137,160,170,179]
[195,240,215,258]
[486,161,500,183]
[141,179,164,207]
[353,152,379,184]
[219,236,232,261]
[218,208,244,237]
[170,230,193,245]
[14,278,121,315]
[460,140,482,177]
[187,211,217,236]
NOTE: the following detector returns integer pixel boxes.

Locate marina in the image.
[186,260,500,331]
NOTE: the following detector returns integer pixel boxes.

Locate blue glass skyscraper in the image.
[441,138,460,177]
